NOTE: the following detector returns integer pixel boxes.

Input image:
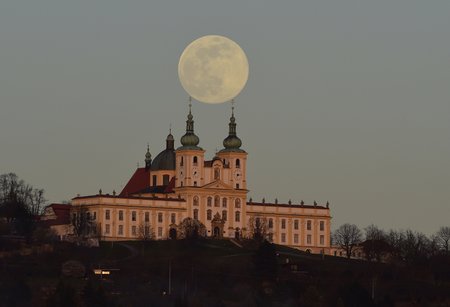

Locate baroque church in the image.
[70,102,332,254]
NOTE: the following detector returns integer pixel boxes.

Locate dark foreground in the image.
[1,239,450,306]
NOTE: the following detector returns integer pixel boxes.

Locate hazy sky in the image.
[1,1,449,234]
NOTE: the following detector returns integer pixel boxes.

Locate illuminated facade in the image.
[70,103,332,254]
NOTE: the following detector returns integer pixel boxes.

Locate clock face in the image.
[233,169,242,181]
[179,171,184,179]
[192,167,199,179]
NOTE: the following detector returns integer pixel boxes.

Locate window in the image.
[163,175,170,186]
[320,235,324,245]
[294,234,299,244]
[193,156,198,166]
[294,220,299,230]
[87,212,91,220]
[281,233,286,243]
[180,156,184,166]
[214,168,220,180]
[118,225,123,235]
[153,175,157,186]
[236,159,240,168]
[145,212,149,222]
[268,218,273,228]
[307,220,312,230]
[131,211,136,222]
[207,197,212,207]
[105,224,110,234]
[158,212,163,223]
[307,234,312,244]
[193,209,199,220]
[222,210,227,221]
[193,196,199,206]
[235,211,240,222]
[105,210,110,220]
[194,181,197,186]
[222,198,227,208]
[158,227,163,237]
[281,219,286,229]
[93,212,96,220]
[320,221,325,231]
[132,226,137,236]
[171,213,176,224]
[119,210,124,221]
[235,198,241,208]
[207,209,212,220]
[214,196,220,207]
[236,184,239,189]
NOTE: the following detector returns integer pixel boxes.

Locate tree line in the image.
[333,223,450,262]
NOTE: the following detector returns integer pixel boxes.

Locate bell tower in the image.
[175,98,205,188]
[217,100,248,190]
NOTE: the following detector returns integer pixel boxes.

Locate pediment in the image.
[201,180,233,190]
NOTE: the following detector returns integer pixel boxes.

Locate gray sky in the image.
[1,0,449,235]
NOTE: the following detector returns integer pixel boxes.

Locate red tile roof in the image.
[41,203,71,226]
[119,167,150,197]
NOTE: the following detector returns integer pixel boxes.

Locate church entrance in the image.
[169,228,177,240]
[234,228,240,239]
[211,213,224,239]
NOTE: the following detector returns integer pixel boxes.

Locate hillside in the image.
[1,239,449,306]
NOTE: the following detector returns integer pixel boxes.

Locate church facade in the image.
[70,104,332,254]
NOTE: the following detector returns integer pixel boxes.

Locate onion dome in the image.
[151,133,176,171]
[178,99,202,150]
[220,103,245,153]
[144,145,152,169]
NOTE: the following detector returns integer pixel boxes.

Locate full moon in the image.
[178,35,249,104]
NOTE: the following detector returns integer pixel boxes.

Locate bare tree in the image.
[71,206,97,238]
[138,222,155,241]
[247,216,270,242]
[435,226,450,253]
[333,223,362,258]
[0,173,46,216]
[363,224,389,261]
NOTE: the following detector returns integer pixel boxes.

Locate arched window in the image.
[207,209,212,220]
[163,175,170,185]
[214,196,220,207]
[207,197,212,207]
[193,156,198,166]
[268,218,273,228]
[214,168,220,180]
[235,198,241,208]
[222,210,227,221]
[180,156,184,166]
[152,175,157,186]
[193,209,199,220]
[193,196,199,206]
[222,198,227,208]
[235,211,240,222]
[236,159,240,169]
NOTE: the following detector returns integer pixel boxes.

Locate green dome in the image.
[180,133,200,148]
[178,102,202,150]
[220,106,245,153]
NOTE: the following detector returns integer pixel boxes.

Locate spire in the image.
[221,99,243,152]
[179,97,201,149]
[145,143,152,169]
[166,125,174,150]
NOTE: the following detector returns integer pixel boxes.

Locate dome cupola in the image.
[221,101,245,153]
[179,98,202,150]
